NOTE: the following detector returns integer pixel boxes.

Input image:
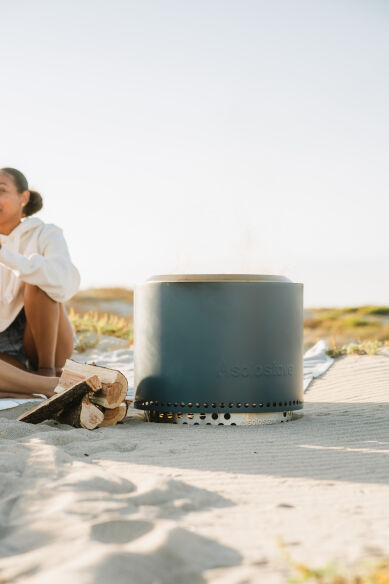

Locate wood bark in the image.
[18,376,100,425]
[54,395,104,429]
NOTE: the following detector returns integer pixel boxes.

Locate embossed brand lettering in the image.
[217,362,294,378]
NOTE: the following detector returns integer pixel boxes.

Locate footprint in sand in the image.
[127,478,234,518]
[91,527,242,584]
[91,519,153,544]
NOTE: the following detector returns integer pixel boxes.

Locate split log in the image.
[98,402,128,427]
[55,394,104,429]
[58,359,128,390]
[89,381,127,409]
[18,360,129,429]
[18,376,101,425]
[57,359,128,409]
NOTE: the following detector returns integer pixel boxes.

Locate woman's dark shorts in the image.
[0,308,29,368]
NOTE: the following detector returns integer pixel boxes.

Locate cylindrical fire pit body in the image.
[134,275,304,420]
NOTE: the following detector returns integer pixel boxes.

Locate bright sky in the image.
[1,0,388,307]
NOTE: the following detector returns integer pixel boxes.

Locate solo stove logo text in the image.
[217,362,294,378]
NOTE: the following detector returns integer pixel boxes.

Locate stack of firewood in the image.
[18,359,130,429]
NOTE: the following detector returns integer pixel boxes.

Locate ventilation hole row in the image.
[151,411,289,423]
[142,400,301,408]
[182,421,237,426]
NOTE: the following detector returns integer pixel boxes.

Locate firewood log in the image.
[59,359,128,389]
[18,376,100,425]
[54,394,104,429]
[98,402,128,427]
[89,381,127,409]
[58,359,128,409]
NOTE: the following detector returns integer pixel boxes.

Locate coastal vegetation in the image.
[67,289,389,355]
[304,305,389,356]
[287,556,389,584]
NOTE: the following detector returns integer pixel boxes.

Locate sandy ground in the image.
[0,347,388,583]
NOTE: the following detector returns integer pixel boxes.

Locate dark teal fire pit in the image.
[134,275,303,425]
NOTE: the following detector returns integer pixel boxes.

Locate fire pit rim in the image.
[145,274,295,283]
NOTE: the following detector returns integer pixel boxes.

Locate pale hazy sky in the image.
[1,0,388,307]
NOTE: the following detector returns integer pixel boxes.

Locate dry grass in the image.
[287,559,389,584]
[71,287,134,303]
[69,307,133,353]
[327,339,388,358]
[279,538,389,583]
[66,288,134,324]
[286,557,389,583]
[304,305,389,352]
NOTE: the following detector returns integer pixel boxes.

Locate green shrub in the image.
[360,305,389,316]
[342,316,378,328]
[319,310,342,321]
[327,339,383,357]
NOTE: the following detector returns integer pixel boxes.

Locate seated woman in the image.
[0,167,80,398]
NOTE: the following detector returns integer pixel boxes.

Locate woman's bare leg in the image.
[0,356,58,397]
[54,304,75,376]
[23,284,74,377]
[23,284,59,376]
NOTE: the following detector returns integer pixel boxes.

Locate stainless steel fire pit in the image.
[134,274,304,425]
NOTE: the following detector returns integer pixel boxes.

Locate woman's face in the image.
[0,172,30,231]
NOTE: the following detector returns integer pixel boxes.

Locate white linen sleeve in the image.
[0,226,81,302]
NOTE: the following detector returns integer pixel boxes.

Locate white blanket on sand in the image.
[0,339,333,411]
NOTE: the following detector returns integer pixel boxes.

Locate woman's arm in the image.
[0,225,81,302]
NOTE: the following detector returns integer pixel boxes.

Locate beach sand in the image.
[0,346,388,583]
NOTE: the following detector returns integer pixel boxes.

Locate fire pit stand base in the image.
[144,410,297,425]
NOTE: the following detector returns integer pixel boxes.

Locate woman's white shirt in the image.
[0,217,80,332]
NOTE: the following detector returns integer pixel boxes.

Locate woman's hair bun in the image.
[24,190,43,216]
